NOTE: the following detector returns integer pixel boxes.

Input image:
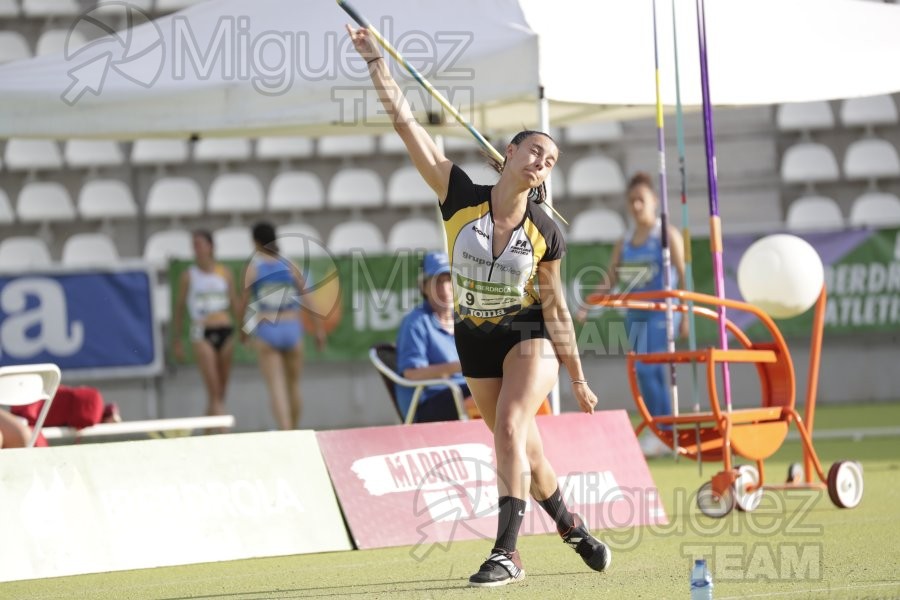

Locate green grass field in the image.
[5,403,900,600]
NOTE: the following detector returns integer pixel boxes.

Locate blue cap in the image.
[422,251,450,278]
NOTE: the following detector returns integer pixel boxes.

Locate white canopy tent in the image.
[0,0,898,139]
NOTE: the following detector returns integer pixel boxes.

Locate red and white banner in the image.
[317,411,666,552]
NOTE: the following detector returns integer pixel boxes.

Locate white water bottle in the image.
[690,558,713,600]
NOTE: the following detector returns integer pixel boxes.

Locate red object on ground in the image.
[10,385,106,446]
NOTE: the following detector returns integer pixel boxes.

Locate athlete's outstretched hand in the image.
[345,24,382,62]
[574,381,598,415]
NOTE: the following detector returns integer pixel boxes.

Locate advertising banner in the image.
[0,265,161,378]
[317,411,666,551]
[0,431,352,582]
[170,228,900,364]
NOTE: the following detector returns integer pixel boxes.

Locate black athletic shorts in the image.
[204,326,234,352]
[455,308,552,379]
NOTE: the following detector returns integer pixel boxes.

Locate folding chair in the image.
[368,343,466,424]
[0,363,61,447]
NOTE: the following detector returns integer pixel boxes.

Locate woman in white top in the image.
[173,230,240,429]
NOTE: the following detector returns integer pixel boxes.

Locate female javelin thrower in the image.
[347,25,611,587]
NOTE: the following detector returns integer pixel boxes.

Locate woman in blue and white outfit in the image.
[602,172,689,456]
[239,222,325,430]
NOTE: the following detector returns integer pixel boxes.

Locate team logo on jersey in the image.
[471,225,489,239]
[510,239,531,255]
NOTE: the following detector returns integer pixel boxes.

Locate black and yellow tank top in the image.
[440,164,566,334]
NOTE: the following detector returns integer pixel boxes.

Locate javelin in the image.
[696,0,734,414]
[651,0,681,459]
[337,0,568,225]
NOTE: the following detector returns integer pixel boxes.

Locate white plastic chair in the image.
[78,179,138,221]
[64,140,125,169]
[23,0,78,17]
[568,155,627,198]
[256,136,314,160]
[268,171,325,213]
[143,229,193,270]
[35,29,85,57]
[785,196,844,232]
[0,0,21,17]
[131,139,190,166]
[327,168,384,210]
[61,233,120,266]
[145,177,203,220]
[849,192,900,227]
[0,237,53,269]
[276,223,326,259]
[317,134,377,158]
[0,363,62,448]
[386,217,442,252]
[0,31,31,64]
[213,226,254,260]
[386,165,437,207]
[843,138,900,181]
[4,139,63,171]
[564,121,624,145]
[775,101,835,132]
[207,173,264,219]
[569,208,627,243]
[193,137,252,163]
[327,221,385,255]
[780,142,840,184]
[368,344,465,424]
[17,182,76,223]
[840,95,899,129]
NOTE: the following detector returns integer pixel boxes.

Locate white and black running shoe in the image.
[467,548,525,587]
[561,515,612,572]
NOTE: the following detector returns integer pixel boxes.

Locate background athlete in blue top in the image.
[579,172,688,456]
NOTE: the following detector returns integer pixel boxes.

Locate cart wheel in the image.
[697,481,735,518]
[827,461,864,509]
[786,462,804,484]
[734,465,764,512]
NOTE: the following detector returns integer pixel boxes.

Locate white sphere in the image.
[737,234,824,319]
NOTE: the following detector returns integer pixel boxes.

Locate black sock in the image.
[494,496,527,552]
[538,487,576,533]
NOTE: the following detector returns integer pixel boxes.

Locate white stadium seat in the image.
[849,192,900,227]
[193,137,252,163]
[61,233,120,266]
[276,223,327,258]
[213,226,254,260]
[256,136,315,160]
[387,217,443,252]
[94,0,153,13]
[23,0,79,17]
[780,142,840,184]
[78,179,138,220]
[35,29,85,58]
[843,138,900,181]
[17,182,76,223]
[0,32,31,64]
[785,196,844,232]
[386,166,437,207]
[4,139,63,171]
[143,229,193,270]
[840,95,899,128]
[568,155,627,197]
[317,134,377,158]
[131,139,190,165]
[327,221,385,255]
[64,140,125,168]
[327,168,384,209]
[268,171,325,213]
[457,161,500,186]
[0,237,53,269]
[145,177,203,220]
[775,101,835,132]
[155,0,205,11]
[564,121,624,145]
[568,208,626,243]
[547,166,566,199]
[379,134,409,155]
[207,173,264,217]
[0,0,21,17]
[0,188,14,225]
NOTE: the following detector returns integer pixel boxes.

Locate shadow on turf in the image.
[156,571,589,598]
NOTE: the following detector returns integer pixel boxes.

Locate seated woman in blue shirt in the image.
[395,251,476,423]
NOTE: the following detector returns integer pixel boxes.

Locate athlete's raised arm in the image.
[346,25,453,202]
